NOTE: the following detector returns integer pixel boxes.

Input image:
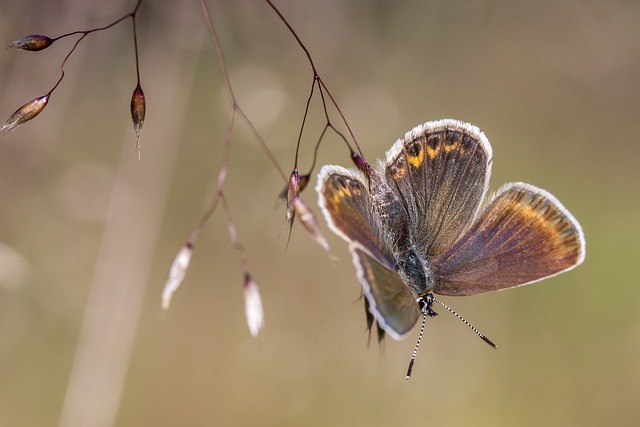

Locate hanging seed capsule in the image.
[292,197,329,251]
[161,242,193,310]
[9,35,54,51]
[279,171,310,204]
[130,83,146,156]
[284,170,300,223]
[282,170,313,227]
[243,273,265,337]
[351,151,369,175]
[0,94,49,137]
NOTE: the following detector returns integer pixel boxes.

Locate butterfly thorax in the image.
[368,170,436,297]
[396,249,435,297]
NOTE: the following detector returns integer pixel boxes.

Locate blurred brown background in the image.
[1,1,638,426]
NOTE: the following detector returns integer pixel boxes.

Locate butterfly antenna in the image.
[405,313,427,380]
[432,297,497,349]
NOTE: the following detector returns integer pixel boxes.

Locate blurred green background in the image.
[1,1,638,426]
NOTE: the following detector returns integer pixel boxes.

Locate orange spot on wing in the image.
[425,141,464,159]
[407,148,424,168]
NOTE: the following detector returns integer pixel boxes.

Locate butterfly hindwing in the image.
[431,182,585,296]
[351,243,420,339]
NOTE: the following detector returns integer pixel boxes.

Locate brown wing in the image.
[317,165,395,267]
[431,182,585,296]
[351,244,420,339]
[383,120,492,257]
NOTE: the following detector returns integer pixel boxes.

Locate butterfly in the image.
[316,119,585,377]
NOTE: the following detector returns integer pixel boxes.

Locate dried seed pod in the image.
[130,83,146,156]
[0,95,49,137]
[284,170,301,223]
[279,171,310,203]
[161,243,193,310]
[243,274,264,337]
[282,170,313,226]
[292,197,329,251]
[10,35,54,51]
[351,151,369,175]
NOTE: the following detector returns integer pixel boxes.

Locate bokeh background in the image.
[1,1,638,426]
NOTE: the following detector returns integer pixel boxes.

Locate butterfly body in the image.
[396,249,434,297]
[317,119,585,342]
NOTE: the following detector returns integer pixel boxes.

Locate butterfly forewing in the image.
[318,165,420,338]
[317,165,395,267]
[383,120,492,257]
[431,182,586,296]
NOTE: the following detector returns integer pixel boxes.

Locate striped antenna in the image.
[405,294,438,379]
[432,297,497,349]
[405,313,427,380]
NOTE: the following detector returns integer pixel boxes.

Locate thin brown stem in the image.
[50,0,143,42]
[45,0,144,98]
[293,78,317,169]
[199,0,286,180]
[264,0,368,166]
[187,103,236,245]
[132,8,141,83]
[221,192,250,275]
